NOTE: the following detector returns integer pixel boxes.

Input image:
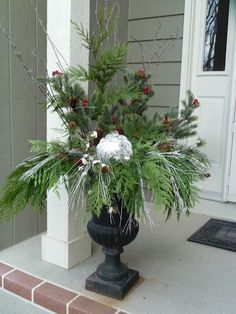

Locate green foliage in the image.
[67,66,90,82]
[83,137,209,221]
[123,114,161,143]
[86,180,104,217]
[163,90,200,140]
[69,1,126,98]
[110,161,143,218]
[142,159,173,211]
[0,2,210,223]
[71,2,117,59]
[29,140,48,154]
[106,84,141,106]
[0,152,71,222]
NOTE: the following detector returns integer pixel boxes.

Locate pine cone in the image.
[68,121,77,129]
[68,97,78,109]
[137,69,146,79]
[159,144,170,152]
[74,158,83,167]
[112,114,118,124]
[115,126,124,135]
[101,165,109,174]
[163,116,172,125]
[94,128,104,146]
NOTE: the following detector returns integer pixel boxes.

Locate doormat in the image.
[188,218,236,252]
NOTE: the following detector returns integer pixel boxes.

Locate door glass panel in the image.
[203,0,230,71]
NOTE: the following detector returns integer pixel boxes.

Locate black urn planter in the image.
[85,207,139,300]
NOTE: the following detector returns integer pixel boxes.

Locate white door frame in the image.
[179,0,236,202]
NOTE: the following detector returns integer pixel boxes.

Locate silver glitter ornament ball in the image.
[96,133,133,162]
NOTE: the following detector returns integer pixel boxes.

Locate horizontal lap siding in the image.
[0,0,47,249]
[0,0,14,250]
[127,0,185,117]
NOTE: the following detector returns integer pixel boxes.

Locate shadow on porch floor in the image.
[0,199,236,314]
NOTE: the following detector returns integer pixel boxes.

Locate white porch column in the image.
[42,0,91,269]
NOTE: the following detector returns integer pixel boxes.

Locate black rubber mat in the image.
[188,218,236,252]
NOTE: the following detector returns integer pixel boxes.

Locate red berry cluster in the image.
[82,98,88,108]
[67,97,89,109]
[136,69,152,95]
[52,70,63,77]
[143,85,151,95]
[192,98,200,107]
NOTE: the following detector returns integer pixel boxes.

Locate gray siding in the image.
[127,0,185,116]
[89,0,129,47]
[0,0,47,250]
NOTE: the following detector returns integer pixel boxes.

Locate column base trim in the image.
[42,233,91,269]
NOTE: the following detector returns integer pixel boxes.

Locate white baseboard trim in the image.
[41,233,91,269]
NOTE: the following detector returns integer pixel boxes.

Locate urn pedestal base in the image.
[86,269,139,300]
[85,208,140,300]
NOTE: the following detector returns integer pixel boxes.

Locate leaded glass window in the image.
[203,0,230,71]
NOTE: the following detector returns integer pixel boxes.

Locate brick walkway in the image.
[0,261,129,314]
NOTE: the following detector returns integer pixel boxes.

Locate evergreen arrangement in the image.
[0,4,209,224]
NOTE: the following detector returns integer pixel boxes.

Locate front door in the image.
[228,101,236,202]
[180,0,236,201]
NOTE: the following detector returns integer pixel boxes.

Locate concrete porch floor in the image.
[0,199,236,314]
